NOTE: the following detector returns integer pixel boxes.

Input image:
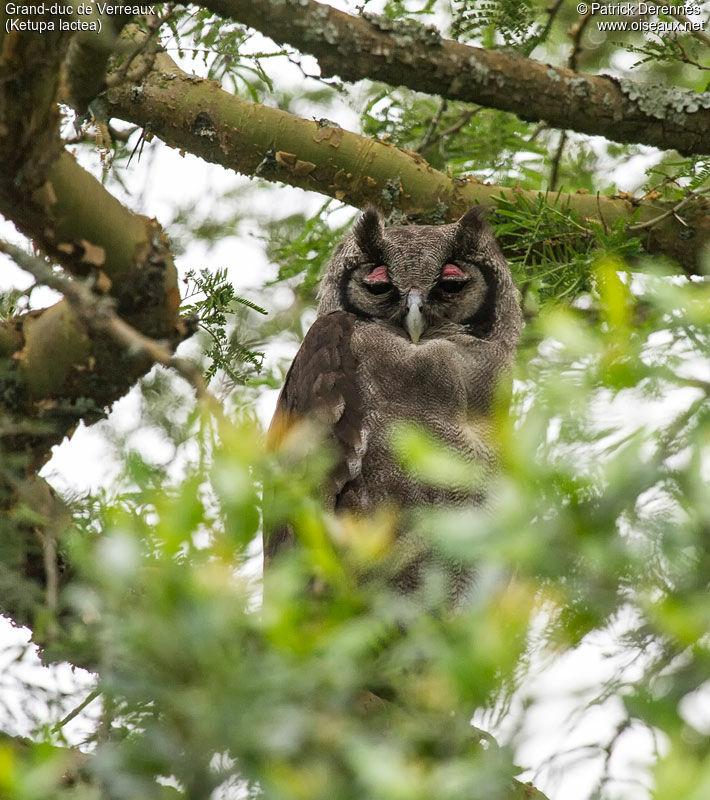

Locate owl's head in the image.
[317,207,520,346]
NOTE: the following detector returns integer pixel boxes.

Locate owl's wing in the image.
[265,311,365,563]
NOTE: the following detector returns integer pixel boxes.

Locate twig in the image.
[527,122,548,142]
[669,9,710,48]
[436,106,480,141]
[597,719,631,791]
[628,186,710,232]
[0,240,218,415]
[37,528,58,614]
[285,52,345,92]
[106,8,177,89]
[532,0,566,52]
[417,98,448,153]
[674,37,710,71]
[680,376,710,393]
[652,392,707,467]
[52,689,101,734]
[63,122,139,146]
[568,13,592,72]
[547,15,590,192]
[596,191,608,233]
[420,106,481,152]
[549,130,567,191]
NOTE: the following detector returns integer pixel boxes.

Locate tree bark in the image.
[0,29,186,472]
[201,0,710,156]
[0,26,187,656]
[107,50,710,275]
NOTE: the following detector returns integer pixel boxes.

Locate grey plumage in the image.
[267,206,521,602]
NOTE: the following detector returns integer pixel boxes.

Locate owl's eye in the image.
[363,265,392,295]
[438,263,468,294]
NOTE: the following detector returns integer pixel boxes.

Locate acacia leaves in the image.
[8,250,706,800]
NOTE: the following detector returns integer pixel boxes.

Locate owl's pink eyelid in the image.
[364,265,390,283]
[441,263,467,280]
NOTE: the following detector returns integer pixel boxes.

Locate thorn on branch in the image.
[127,123,153,166]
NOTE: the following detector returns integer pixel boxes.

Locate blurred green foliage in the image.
[3,256,708,800]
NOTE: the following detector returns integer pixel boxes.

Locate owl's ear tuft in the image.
[353,207,385,257]
[455,205,488,250]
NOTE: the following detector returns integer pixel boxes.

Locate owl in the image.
[266,206,521,603]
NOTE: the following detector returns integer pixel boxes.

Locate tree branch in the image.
[199,0,710,155]
[0,25,197,656]
[0,151,190,472]
[0,241,206,401]
[628,186,710,232]
[0,239,210,662]
[62,8,134,114]
[106,50,710,273]
[1,28,190,472]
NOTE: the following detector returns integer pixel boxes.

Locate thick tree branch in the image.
[0,240,209,406]
[0,237,214,664]
[1,28,189,472]
[199,0,710,156]
[0,24,196,659]
[62,8,134,114]
[106,50,710,273]
[0,13,69,188]
[0,152,188,471]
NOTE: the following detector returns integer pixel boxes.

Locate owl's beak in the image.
[405,289,426,344]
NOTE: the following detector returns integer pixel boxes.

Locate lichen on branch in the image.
[199,0,710,156]
[106,50,710,274]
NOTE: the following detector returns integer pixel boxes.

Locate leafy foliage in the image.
[263,200,353,300]
[165,8,276,98]
[4,259,709,800]
[452,0,540,49]
[644,157,710,199]
[493,193,643,305]
[360,88,545,185]
[623,32,710,74]
[181,267,267,387]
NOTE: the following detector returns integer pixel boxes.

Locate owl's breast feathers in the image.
[267,311,367,512]
[268,310,498,516]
